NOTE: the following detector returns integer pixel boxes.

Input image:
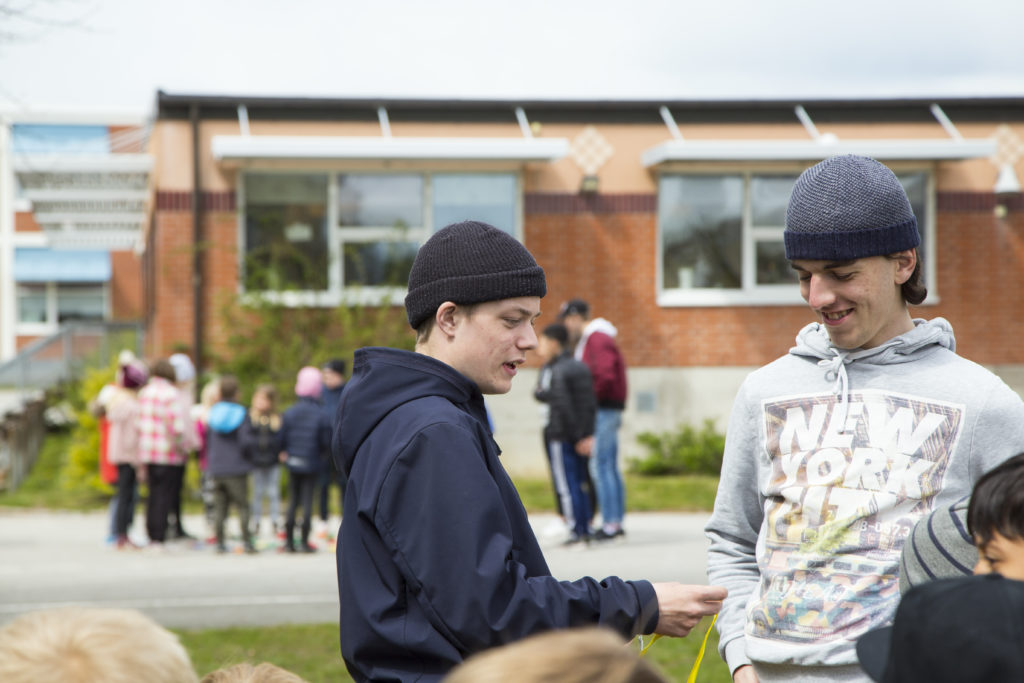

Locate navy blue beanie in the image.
[405,221,547,329]
[784,155,920,261]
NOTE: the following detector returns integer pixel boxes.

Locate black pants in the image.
[114,464,138,537]
[286,471,317,547]
[146,464,177,542]
[170,463,187,535]
[317,463,346,521]
[212,474,251,547]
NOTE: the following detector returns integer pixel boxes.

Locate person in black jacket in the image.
[281,367,331,553]
[242,384,283,539]
[334,220,727,683]
[535,322,597,547]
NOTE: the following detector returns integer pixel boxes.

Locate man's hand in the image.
[733,665,760,682]
[651,583,727,637]
[575,436,594,456]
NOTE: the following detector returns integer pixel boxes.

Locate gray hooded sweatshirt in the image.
[705,317,1024,678]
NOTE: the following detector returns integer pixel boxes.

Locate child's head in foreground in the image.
[968,452,1024,580]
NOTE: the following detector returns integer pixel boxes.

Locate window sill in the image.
[656,289,941,308]
[239,287,407,308]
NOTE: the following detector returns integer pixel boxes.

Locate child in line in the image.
[193,379,221,545]
[206,376,256,554]
[105,361,148,550]
[280,367,331,553]
[244,384,284,539]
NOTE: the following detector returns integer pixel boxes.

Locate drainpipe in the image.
[190,103,203,390]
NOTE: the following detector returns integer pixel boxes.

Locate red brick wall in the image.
[147,191,238,363]
[146,211,196,358]
[525,193,1024,368]
[110,250,142,320]
[926,208,1024,363]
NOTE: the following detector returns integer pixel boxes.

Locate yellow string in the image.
[685,614,718,683]
[639,633,662,656]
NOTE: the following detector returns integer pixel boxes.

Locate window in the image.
[240,171,519,302]
[243,174,328,291]
[57,284,106,322]
[16,283,107,329]
[17,284,47,324]
[657,170,932,306]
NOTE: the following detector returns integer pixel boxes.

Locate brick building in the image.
[141,94,1024,471]
[0,115,148,360]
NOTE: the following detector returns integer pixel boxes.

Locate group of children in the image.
[97,352,346,554]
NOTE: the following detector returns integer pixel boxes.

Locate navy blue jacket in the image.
[334,347,658,683]
[206,401,251,477]
[281,396,330,474]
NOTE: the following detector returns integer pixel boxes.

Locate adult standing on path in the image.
[705,155,1024,683]
[334,220,726,683]
[559,298,628,541]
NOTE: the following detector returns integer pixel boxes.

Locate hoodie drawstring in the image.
[818,351,852,433]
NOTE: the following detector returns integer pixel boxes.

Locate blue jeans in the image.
[590,408,625,526]
[559,441,591,539]
[250,465,281,525]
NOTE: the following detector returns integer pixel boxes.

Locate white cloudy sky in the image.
[1,0,1023,114]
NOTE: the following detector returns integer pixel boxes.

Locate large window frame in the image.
[237,169,524,306]
[15,282,109,335]
[655,163,937,307]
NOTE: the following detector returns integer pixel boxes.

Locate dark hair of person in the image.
[219,375,240,402]
[542,322,569,348]
[149,359,176,382]
[967,452,1024,546]
[887,249,927,305]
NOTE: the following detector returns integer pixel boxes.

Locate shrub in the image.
[631,419,725,476]
[213,291,415,408]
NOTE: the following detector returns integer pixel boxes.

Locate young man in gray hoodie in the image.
[705,155,1024,683]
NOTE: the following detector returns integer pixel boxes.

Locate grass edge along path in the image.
[175,618,732,683]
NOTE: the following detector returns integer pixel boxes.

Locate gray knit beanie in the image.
[405,220,547,329]
[784,155,920,261]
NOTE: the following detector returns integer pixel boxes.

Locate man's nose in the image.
[520,324,538,350]
[805,275,836,309]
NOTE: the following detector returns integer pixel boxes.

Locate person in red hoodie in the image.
[559,299,629,541]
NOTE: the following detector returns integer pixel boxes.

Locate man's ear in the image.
[892,249,917,285]
[434,302,460,339]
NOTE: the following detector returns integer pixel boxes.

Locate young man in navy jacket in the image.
[334,220,727,682]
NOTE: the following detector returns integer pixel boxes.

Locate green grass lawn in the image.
[175,619,732,683]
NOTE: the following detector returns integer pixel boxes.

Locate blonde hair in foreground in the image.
[0,607,198,683]
[442,627,669,683]
[201,662,308,683]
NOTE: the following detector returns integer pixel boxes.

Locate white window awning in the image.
[212,135,570,163]
[642,138,997,167]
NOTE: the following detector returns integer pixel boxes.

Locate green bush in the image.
[631,419,725,476]
[212,290,415,408]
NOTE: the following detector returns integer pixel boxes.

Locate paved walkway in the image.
[0,509,713,630]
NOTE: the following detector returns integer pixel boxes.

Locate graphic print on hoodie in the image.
[752,387,963,643]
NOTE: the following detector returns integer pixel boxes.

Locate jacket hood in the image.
[790,317,956,433]
[584,317,618,339]
[334,347,489,474]
[790,317,955,364]
[208,401,247,434]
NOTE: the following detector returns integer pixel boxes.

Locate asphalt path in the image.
[0,509,712,630]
